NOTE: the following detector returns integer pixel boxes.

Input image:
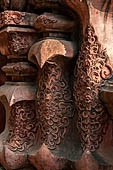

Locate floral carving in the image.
[5,11,24,24]
[8,32,38,55]
[7,100,38,152]
[74,25,112,152]
[0,11,37,28]
[37,15,57,25]
[37,56,75,150]
[0,11,24,26]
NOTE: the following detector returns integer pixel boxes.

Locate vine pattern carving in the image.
[74,25,112,152]
[37,56,75,150]
[37,15,57,25]
[8,32,38,55]
[0,11,24,26]
[0,11,37,27]
[7,101,38,152]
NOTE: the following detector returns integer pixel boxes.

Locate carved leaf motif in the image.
[7,101,38,152]
[74,25,112,152]
[37,56,75,150]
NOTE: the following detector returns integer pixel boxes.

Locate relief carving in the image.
[34,13,75,32]
[0,0,113,170]
[7,100,38,152]
[0,11,37,27]
[74,25,112,152]
[8,32,38,55]
[37,56,75,150]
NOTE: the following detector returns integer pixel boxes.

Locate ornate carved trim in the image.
[8,32,38,55]
[37,56,75,150]
[34,12,75,32]
[0,11,37,28]
[0,29,39,56]
[74,25,112,152]
[7,100,38,152]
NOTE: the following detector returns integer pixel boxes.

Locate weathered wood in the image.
[28,38,77,67]
[0,0,113,170]
[0,27,39,56]
[2,62,37,77]
[0,11,37,28]
[34,12,75,32]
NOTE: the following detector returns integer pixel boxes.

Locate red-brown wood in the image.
[0,0,113,170]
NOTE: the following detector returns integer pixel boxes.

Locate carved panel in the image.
[37,56,75,150]
[0,29,39,56]
[34,12,75,32]
[7,100,38,152]
[8,32,38,55]
[74,25,112,152]
[0,11,37,28]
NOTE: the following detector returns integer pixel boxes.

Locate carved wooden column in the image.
[0,11,39,170]
[1,0,113,170]
[74,24,113,169]
[28,9,82,169]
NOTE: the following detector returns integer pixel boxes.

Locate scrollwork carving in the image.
[0,11,37,28]
[37,56,75,150]
[37,15,57,25]
[74,25,112,152]
[4,11,24,25]
[7,100,38,152]
[8,32,38,55]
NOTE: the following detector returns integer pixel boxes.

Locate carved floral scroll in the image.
[74,25,112,152]
[37,56,75,150]
[0,0,113,170]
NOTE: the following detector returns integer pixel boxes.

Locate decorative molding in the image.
[37,56,75,150]
[8,32,38,55]
[2,62,37,77]
[0,28,39,56]
[34,12,75,32]
[7,100,38,152]
[74,24,112,152]
[0,11,37,28]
